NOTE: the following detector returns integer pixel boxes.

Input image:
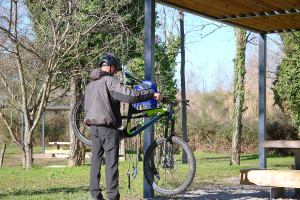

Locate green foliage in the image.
[273,32,300,131]
[127,33,180,100]
[26,0,145,90]
[125,32,180,138]
[230,28,247,164]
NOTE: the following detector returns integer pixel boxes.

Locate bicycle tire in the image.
[71,95,92,146]
[144,136,196,196]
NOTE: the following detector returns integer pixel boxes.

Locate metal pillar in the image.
[180,11,187,164]
[42,112,45,154]
[144,0,155,198]
[258,33,267,169]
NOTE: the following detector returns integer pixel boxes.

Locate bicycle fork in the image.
[151,117,176,181]
[162,117,175,169]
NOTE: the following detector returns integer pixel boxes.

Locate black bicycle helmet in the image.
[99,54,121,71]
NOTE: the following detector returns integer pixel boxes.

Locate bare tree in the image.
[0,0,140,168]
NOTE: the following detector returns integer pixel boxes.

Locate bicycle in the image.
[71,72,196,196]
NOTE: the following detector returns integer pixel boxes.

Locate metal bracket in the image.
[270,187,285,199]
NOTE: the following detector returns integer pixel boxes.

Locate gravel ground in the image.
[179,185,296,200]
[152,178,298,200]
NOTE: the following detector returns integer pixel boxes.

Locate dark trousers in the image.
[89,125,120,200]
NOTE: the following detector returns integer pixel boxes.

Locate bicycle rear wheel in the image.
[144,136,196,196]
[71,95,91,146]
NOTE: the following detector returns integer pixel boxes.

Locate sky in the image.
[157,6,237,92]
[177,12,236,92]
[161,6,282,93]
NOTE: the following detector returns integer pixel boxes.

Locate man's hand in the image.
[153,93,163,101]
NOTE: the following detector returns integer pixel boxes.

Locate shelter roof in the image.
[157,0,300,33]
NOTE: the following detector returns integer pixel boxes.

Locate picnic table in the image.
[45,142,70,155]
[45,142,91,157]
[240,140,300,199]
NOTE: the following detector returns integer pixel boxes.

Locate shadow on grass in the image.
[197,154,291,162]
[0,186,89,198]
[197,156,230,162]
[240,154,259,161]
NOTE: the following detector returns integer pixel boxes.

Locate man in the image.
[84,54,163,200]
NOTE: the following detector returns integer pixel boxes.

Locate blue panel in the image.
[134,80,158,108]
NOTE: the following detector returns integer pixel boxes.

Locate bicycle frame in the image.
[121,73,176,140]
[121,103,174,139]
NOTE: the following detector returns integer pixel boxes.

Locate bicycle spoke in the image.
[144,136,196,196]
[148,140,193,191]
[172,170,181,186]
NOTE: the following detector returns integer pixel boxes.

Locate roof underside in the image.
[157,0,300,33]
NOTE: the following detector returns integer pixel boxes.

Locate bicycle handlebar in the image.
[125,72,142,83]
[125,72,154,90]
[162,97,189,106]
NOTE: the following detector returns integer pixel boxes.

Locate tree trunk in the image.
[0,142,6,168]
[68,74,85,166]
[21,148,26,168]
[25,143,33,168]
[230,28,247,166]
[23,124,33,169]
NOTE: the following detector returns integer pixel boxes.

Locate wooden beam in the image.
[261,140,300,148]
[248,0,295,11]
[156,0,300,33]
[280,0,300,9]
[220,9,300,20]
[240,169,300,188]
[157,0,265,33]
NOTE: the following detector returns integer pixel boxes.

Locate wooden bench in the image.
[240,169,300,188]
[45,142,70,155]
[45,141,125,161]
[260,140,300,170]
[48,142,70,149]
[45,142,93,158]
[240,140,300,198]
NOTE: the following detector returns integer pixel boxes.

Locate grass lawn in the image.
[0,145,294,199]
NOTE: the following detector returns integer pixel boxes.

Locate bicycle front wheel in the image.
[71,95,91,146]
[144,136,196,196]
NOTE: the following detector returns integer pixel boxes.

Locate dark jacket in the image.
[84,69,155,128]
